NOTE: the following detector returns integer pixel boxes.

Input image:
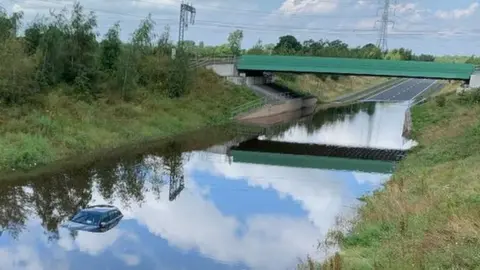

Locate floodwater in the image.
[0,101,413,270]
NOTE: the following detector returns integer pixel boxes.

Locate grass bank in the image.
[275,74,389,102]
[0,7,258,174]
[317,89,480,269]
[0,68,257,173]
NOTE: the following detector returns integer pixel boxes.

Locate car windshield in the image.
[70,211,103,225]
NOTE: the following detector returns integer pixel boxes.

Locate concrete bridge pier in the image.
[470,71,480,88]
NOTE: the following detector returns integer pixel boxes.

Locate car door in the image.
[113,210,120,223]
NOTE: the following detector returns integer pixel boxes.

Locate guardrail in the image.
[230,98,267,118]
[190,56,237,68]
[230,92,296,119]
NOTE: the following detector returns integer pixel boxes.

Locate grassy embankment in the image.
[275,74,389,102]
[0,70,256,173]
[0,6,257,173]
[318,88,480,269]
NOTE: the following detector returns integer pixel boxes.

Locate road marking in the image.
[410,80,437,101]
[364,79,413,101]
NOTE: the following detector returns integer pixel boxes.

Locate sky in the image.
[3,0,480,55]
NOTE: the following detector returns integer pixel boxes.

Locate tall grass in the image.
[316,88,480,269]
[0,68,257,173]
[275,74,388,102]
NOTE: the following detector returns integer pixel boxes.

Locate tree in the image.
[156,25,172,56]
[100,23,121,72]
[227,29,243,56]
[23,20,45,55]
[466,55,480,65]
[0,36,38,104]
[414,54,435,62]
[246,39,265,55]
[274,35,302,55]
[0,10,23,42]
[62,3,99,94]
[132,14,156,56]
[359,43,382,59]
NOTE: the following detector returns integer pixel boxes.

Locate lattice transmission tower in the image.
[178,1,196,47]
[376,0,397,51]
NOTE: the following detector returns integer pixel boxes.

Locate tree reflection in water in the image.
[0,140,187,241]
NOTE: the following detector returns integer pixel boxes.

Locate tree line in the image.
[183,31,437,61]
[0,4,190,106]
[187,31,480,65]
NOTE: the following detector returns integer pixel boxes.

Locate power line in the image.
[8,0,480,40]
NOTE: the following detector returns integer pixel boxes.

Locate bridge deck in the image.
[231,139,406,162]
[237,55,475,80]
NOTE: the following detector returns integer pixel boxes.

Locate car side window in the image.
[101,213,110,223]
[109,210,120,220]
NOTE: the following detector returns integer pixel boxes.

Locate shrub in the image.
[435,95,446,107]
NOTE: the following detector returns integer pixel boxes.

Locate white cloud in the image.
[0,246,44,270]
[355,0,376,9]
[435,2,479,19]
[263,102,414,150]
[393,3,418,14]
[278,0,339,15]
[58,229,124,256]
[117,253,141,266]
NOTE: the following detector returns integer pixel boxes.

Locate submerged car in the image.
[62,205,123,233]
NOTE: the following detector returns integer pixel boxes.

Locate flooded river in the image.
[0,101,414,270]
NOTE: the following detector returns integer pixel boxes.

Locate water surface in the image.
[0,102,411,270]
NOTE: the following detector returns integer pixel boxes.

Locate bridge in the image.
[229,139,406,174]
[236,55,476,81]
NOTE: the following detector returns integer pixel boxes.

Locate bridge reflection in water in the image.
[230,138,405,174]
[222,101,414,174]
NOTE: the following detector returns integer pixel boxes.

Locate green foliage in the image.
[435,95,446,107]
[0,9,22,42]
[414,54,435,62]
[459,88,480,104]
[100,23,121,72]
[227,29,243,56]
[435,55,471,63]
[274,35,302,54]
[0,133,55,171]
[0,6,206,103]
[246,39,266,55]
[384,48,413,60]
[466,55,480,65]
[0,38,38,104]
[165,52,191,98]
[156,25,173,56]
[132,14,156,56]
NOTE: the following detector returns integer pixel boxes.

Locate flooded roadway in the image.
[0,100,419,269]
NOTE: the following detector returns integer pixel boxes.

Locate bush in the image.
[435,95,446,107]
[0,38,38,105]
[459,88,480,104]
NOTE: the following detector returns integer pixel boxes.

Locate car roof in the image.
[81,205,119,213]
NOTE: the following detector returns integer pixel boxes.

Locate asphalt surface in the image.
[363,78,438,102]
